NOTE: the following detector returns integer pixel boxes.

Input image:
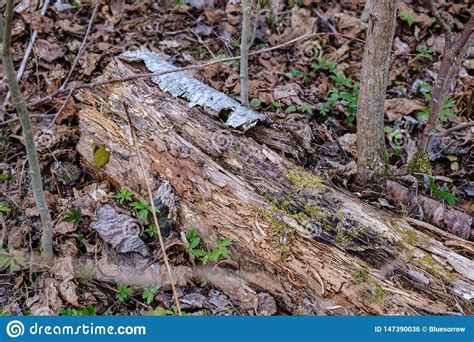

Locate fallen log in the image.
[76,52,473,315]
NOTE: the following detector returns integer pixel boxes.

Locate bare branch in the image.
[426,0,452,49]
[60,1,99,90]
[432,121,474,137]
[3,0,51,106]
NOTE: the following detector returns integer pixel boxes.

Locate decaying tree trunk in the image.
[76,53,473,315]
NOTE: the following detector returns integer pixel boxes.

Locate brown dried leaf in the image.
[416,13,434,28]
[335,13,365,38]
[337,133,357,156]
[384,98,425,121]
[34,40,66,62]
[291,8,317,37]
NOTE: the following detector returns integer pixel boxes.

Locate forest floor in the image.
[0,0,472,316]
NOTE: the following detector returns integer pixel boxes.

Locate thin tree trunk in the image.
[240,0,251,107]
[417,15,473,155]
[1,0,54,259]
[356,0,397,175]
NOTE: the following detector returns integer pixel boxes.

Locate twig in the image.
[432,121,474,136]
[26,31,362,108]
[426,0,452,50]
[48,88,73,128]
[314,9,338,33]
[60,1,99,90]
[0,114,52,126]
[124,104,182,315]
[187,28,215,58]
[48,2,99,127]
[3,0,51,105]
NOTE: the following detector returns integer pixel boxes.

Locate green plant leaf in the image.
[115,186,135,203]
[217,238,232,247]
[250,98,262,107]
[398,10,416,27]
[189,237,201,249]
[64,208,83,225]
[0,201,10,214]
[290,69,302,77]
[93,146,110,168]
[142,286,158,305]
[116,285,132,302]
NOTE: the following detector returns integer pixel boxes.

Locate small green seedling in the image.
[185,228,232,265]
[0,309,11,316]
[419,97,456,123]
[186,228,205,258]
[142,286,158,305]
[0,201,10,214]
[0,247,26,272]
[298,103,313,115]
[202,237,232,265]
[64,208,83,225]
[59,304,97,316]
[115,186,135,203]
[330,69,352,88]
[415,81,432,100]
[145,225,158,238]
[290,69,302,77]
[0,171,9,182]
[250,98,262,108]
[384,126,403,156]
[130,197,152,220]
[417,47,433,58]
[428,177,458,206]
[76,233,85,243]
[311,58,337,72]
[116,285,132,302]
[398,10,416,27]
[325,87,359,122]
[272,101,281,109]
[149,305,182,316]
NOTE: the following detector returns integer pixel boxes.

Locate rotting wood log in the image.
[76,52,473,315]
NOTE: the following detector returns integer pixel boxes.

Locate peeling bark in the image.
[76,56,473,315]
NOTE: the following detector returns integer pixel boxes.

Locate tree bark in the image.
[75,55,473,315]
[356,0,397,174]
